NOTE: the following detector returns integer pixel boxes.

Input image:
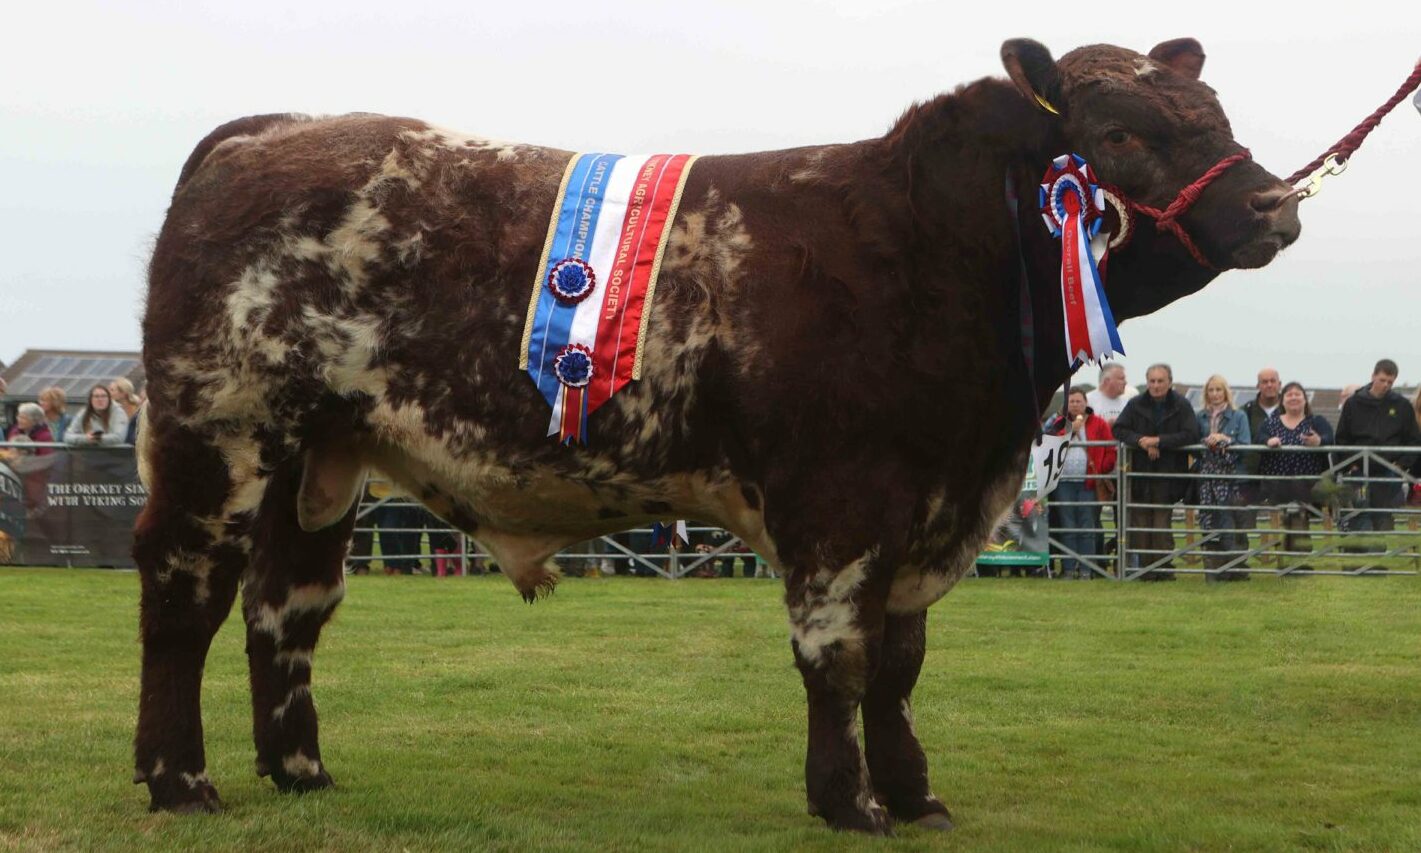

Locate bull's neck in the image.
[882,79,1074,417]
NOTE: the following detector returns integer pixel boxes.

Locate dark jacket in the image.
[1336,383,1421,472]
[1240,398,1280,476]
[1111,389,1202,503]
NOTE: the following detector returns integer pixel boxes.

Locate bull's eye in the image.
[1104,129,1132,146]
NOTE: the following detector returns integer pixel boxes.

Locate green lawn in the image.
[1,569,1418,852]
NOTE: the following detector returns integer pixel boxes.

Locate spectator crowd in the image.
[1040,358,1421,580]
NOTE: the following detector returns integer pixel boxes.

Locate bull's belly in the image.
[363,421,780,593]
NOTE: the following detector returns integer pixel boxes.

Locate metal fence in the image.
[349,488,769,579]
[3,439,1417,578]
[1045,441,1420,580]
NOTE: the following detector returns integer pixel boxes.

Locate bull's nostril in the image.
[1250,188,1291,213]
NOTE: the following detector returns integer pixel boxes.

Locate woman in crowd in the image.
[1194,375,1251,580]
[64,384,130,446]
[1259,381,1333,568]
[108,378,143,444]
[1044,387,1116,579]
[37,386,70,441]
[2,402,59,513]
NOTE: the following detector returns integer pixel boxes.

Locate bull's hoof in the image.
[884,794,954,830]
[147,776,223,814]
[912,812,955,832]
[163,798,223,815]
[271,767,335,794]
[814,799,893,835]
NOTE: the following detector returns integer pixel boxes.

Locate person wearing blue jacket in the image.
[1195,375,1252,580]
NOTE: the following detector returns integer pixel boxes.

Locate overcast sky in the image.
[2,1,1417,390]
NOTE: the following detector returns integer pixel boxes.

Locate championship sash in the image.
[519,153,697,443]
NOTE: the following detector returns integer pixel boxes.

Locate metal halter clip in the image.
[1290,153,1348,202]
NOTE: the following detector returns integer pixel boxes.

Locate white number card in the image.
[1031,433,1072,500]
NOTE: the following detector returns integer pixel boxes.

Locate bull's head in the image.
[1001,38,1301,314]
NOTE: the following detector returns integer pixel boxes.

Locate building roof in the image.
[0,349,144,400]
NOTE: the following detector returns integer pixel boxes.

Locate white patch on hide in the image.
[180,771,210,789]
[401,125,528,161]
[324,199,391,295]
[271,685,311,722]
[252,582,346,642]
[301,308,390,397]
[273,648,313,670]
[282,751,322,779]
[788,553,872,668]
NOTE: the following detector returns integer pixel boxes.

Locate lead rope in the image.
[1286,59,1421,186]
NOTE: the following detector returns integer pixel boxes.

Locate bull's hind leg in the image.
[133,425,265,812]
[787,555,891,834]
[243,460,353,793]
[862,610,953,830]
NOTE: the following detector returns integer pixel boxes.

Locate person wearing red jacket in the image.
[1044,387,1117,578]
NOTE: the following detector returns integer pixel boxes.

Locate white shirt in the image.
[1086,385,1138,423]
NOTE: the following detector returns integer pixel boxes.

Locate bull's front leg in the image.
[862,609,953,830]
[787,557,890,834]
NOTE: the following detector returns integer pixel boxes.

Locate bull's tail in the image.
[171,113,309,194]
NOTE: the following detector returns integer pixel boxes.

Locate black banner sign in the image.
[0,449,146,567]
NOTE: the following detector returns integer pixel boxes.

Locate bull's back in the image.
[143,114,574,432]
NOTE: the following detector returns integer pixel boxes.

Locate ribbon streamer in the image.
[1039,154,1125,367]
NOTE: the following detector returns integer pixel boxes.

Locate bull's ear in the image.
[1148,38,1206,80]
[1001,39,1064,116]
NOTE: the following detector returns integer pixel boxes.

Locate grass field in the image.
[1,569,1418,852]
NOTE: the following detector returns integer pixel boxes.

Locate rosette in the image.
[546,258,597,305]
[1038,154,1124,367]
[553,344,594,388]
[552,344,594,444]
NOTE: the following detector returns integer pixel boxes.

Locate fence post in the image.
[1116,445,1129,580]
[1183,507,1198,567]
[1268,509,1283,570]
[1410,513,1419,573]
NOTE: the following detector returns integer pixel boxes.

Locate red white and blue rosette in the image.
[553,344,593,444]
[1038,154,1124,367]
[546,258,597,305]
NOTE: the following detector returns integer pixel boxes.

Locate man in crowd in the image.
[1336,358,1421,540]
[1086,362,1137,425]
[1236,367,1282,559]
[1083,363,1134,569]
[1243,368,1282,430]
[1110,363,1200,579]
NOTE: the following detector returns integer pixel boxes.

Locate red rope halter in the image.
[1073,58,1421,271]
[1122,150,1252,269]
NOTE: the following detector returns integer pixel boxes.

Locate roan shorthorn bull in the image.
[134,37,1300,832]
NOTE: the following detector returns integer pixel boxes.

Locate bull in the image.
[133,37,1300,832]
